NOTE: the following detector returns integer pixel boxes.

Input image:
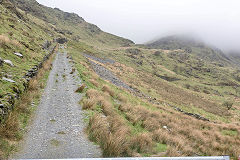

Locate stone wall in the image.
[0,44,57,123]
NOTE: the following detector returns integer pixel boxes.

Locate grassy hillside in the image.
[66,34,240,158]
[0,0,134,158]
[67,40,240,158]
[0,0,55,103]
[10,0,134,48]
[1,0,240,159]
[146,35,232,66]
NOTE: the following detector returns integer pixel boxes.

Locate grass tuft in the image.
[75,84,86,93]
[102,85,115,97]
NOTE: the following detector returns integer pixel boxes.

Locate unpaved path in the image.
[14,48,102,159]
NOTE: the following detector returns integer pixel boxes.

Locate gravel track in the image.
[13,48,102,159]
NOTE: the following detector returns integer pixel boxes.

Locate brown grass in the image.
[84,87,133,157]
[130,133,153,153]
[91,73,99,80]
[82,99,96,110]
[102,85,115,97]
[0,113,19,140]
[117,93,128,103]
[0,35,20,47]
[99,99,115,116]
[75,84,86,93]
[28,79,38,91]
[89,79,99,87]
[116,98,240,158]
[80,65,240,158]
[88,112,132,157]
[88,114,110,142]
[86,89,101,99]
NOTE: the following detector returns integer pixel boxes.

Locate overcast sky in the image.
[36,0,240,52]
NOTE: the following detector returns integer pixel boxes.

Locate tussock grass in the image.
[75,84,86,93]
[28,79,38,91]
[117,93,128,103]
[88,114,110,142]
[89,79,100,87]
[0,113,19,140]
[86,89,101,98]
[102,85,115,97]
[82,99,96,110]
[116,97,240,157]
[88,113,132,157]
[82,85,133,157]
[0,35,20,48]
[131,132,153,153]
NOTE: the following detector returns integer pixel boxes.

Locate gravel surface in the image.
[83,54,133,91]
[83,53,115,64]
[89,60,134,91]
[13,49,102,159]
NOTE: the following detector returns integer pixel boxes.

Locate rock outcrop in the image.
[14,52,23,58]
[3,60,14,66]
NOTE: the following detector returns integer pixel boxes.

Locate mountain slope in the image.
[146,35,232,66]
[0,0,134,158]
[0,0,134,114]
[10,0,134,48]
[1,0,240,159]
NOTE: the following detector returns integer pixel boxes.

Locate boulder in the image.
[4,60,14,66]
[2,77,15,83]
[14,52,23,58]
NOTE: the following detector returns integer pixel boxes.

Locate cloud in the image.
[37,0,240,52]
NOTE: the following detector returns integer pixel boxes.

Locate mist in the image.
[36,0,240,52]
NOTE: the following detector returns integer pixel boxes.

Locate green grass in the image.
[154,143,167,153]
[221,129,238,136]
[0,139,16,158]
[0,52,54,158]
[0,2,55,107]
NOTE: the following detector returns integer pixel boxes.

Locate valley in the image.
[0,0,240,159]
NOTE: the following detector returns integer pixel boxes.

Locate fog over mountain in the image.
[37,0,240,52]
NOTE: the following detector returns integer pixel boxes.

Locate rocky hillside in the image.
[10,0,134,48]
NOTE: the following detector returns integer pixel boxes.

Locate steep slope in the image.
[0,0,134,158]
[65,32,240,158]
[0,0,134,121]
[0,0,56,113]
[67,40,240,158]
[10,0,134,48]
[1,0,240,159]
